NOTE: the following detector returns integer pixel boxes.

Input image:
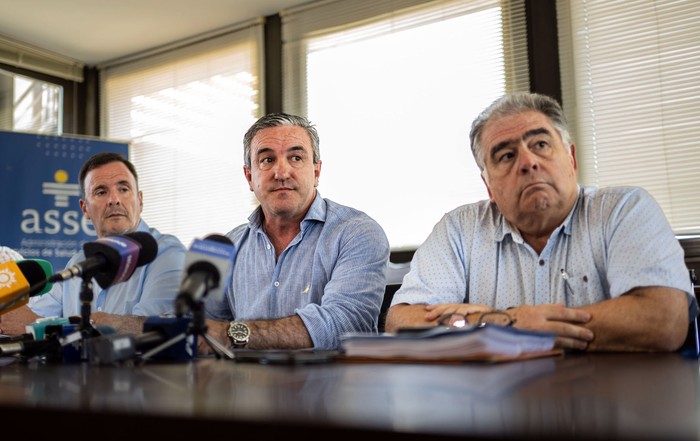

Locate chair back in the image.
[679,237,699,357]
[378,261,411,332]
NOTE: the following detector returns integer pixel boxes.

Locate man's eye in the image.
[497,152,514,163]
[258,157,275,170]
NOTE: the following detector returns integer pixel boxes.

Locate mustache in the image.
[270,182,296,191]
[104,208,128,217]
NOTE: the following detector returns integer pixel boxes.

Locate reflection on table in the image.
[0,353,697,440]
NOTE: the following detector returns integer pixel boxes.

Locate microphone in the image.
[0,259,53,314]
[88,316,195,365]
[175,234,236,317]
[49,232,158,289]
[23,259,54,296]
[0,321,116,361]
[25,316,78,340]
[0,336,62,358]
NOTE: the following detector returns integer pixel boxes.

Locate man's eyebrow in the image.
[254,145,306,156]
[91,180,132,191]
[489,127,553,160]
[254,146,273,156]
[523,127,551,140]
[288,145,307,154]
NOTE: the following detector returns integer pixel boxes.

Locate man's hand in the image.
[507,304,593,350]
[385,303,492,332]
[0,305,41,336]
[424,303,493,322]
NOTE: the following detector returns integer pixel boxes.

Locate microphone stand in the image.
[76,276,103,361]
[188,300,234,360]
[139,300,234,363]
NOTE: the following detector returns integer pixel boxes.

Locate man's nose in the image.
[273,159,292,178]
[107,191,121,205]
[518,145,539,173]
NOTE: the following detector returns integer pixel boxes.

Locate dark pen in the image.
[560,268,575,298]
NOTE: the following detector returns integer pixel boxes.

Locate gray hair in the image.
[243,113,321,169]
[469,92,572,176]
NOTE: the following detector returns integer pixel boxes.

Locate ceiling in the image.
[0,0,311,66]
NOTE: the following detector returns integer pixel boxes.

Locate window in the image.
[282,0,529,250]
[0,68,62,134]
[102,21,264,247]
[558,0,700,234]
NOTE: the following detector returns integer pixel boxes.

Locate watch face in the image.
[228,322,249,343]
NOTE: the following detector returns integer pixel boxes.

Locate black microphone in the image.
[0,322,116,361]
[20,259,54,296]
[0,337,62,358]
[175,234,236,317]
[49,232,158,289]
[88,316,194,365]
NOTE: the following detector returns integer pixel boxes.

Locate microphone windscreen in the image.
[85,234,149,288]
[126,232,158,266]
[17,260,49,295]
[31,259,53,295]
[204,234,233,245]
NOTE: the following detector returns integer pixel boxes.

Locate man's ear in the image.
[79,199,90,219]
[314,160,322,187]
[244,165,253,191]
[481,174,494,201]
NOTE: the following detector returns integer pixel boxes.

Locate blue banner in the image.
[0,130,129,271]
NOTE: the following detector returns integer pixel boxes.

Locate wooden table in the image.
[0,352,697,440]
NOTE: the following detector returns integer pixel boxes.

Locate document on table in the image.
[340,324,562,363]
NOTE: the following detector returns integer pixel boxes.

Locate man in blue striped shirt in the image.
[204,114,390,351]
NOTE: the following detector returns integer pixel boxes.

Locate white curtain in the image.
[101,21,264,247]
[281,0,529,249]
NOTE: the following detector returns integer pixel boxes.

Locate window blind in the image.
[281,0,529,249]
[101,21,264,247]
[558,0,700,234]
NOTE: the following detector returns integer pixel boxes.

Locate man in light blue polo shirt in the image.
[387,92,697,352]
[2,152,186,336]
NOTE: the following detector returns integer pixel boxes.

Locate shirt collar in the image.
[247,191,325,233]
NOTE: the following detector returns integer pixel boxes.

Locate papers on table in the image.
[340,324,561,363]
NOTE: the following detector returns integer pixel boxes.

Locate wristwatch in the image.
[227,321,250,348]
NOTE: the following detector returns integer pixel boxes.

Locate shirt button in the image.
[539,259,545,266]
[274,281,280,287]
[267,244,271,250]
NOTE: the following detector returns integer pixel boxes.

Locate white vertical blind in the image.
[101,22,264,246]
[281,0,529,250]
[558,0,700,234]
